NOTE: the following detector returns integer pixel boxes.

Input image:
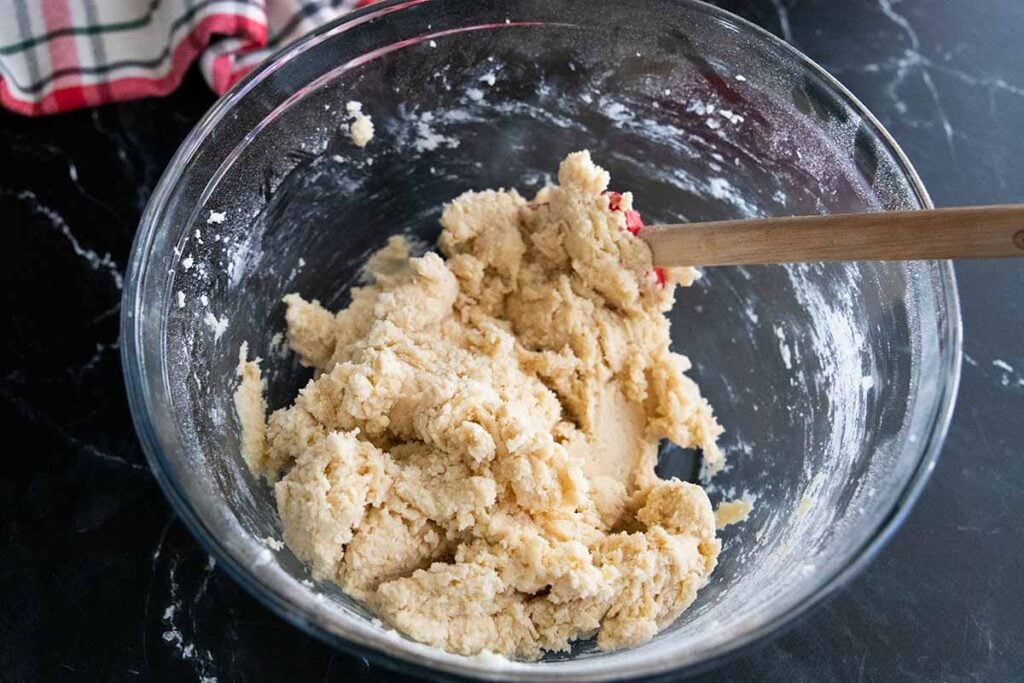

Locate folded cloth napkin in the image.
[0,0,379,116]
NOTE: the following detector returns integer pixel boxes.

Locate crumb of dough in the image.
[264,536,285,551]
[715,498,754,529]
[234,151,726,658]
[346,100,375,147]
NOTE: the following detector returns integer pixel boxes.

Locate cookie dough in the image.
[233,341,266,472]
[236,151,726,658]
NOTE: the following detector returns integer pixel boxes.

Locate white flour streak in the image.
[718,109,745,125]
[991,359,1022,388]
[706,177,761,216]
[226,237,260,288]
[414,112,460,152]
[203,312,228,341]
[775,324,793,370]
[600,99,632,124]
[269,331,288,359]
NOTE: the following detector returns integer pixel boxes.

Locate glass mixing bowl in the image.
[121,0,961,679]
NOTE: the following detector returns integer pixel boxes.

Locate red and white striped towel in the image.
[0,0,378,116]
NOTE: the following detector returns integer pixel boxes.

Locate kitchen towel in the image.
[0,0,379,116]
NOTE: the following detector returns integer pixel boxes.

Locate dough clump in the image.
[237,151,725,658]
[714,498,754,529]
[346,100,374,147]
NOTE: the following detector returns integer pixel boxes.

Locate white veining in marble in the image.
[15,190,124,290]
[826,0,1024,165]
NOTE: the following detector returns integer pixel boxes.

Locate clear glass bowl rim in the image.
[120,0,963,679]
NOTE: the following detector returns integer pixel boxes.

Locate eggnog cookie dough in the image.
[236,151,725,658]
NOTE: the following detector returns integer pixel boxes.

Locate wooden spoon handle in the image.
[640,205,1024,267]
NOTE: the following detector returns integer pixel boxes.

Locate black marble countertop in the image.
[2,1,1021,680]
